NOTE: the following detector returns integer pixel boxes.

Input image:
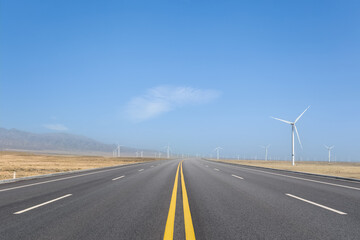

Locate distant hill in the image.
[0,128,155,156]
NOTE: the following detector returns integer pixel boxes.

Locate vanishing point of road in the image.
[0,159,359,239]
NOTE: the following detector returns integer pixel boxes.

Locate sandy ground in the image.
[0,151,158,180]
[216,159,360,180]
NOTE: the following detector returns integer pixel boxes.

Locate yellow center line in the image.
[163,161,196,240]
[181,162,196,240]
[163,163,180,240]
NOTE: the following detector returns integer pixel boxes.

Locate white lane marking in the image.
[112,176,125,181]
[138,169,144,172]
[231,174,244,180]
[151,166,154,168]
[205,165,209,167]
[0,165,137,193]
[228,165,360,191]
[14,194,72,214]
[286,193,347,215]
[214,168,220,171]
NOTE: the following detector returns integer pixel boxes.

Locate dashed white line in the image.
[151,166,154,168]
[138,169,144,172]
[205,165,209,167]
[231,174,244,180]
[112,176,125,181]
[286,193,347,215]
[14,194,72,214]
[214,168,220,171]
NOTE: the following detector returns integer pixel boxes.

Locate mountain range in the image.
[0,128,155,156]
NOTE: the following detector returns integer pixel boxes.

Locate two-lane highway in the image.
[0,158,359,239]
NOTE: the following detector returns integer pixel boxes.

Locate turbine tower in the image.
[164,145,170,159]
[324,145,334,163]
[261,145,270,161]
[214,147,222,160]
[271,106,310,166]
[117,144,122,157]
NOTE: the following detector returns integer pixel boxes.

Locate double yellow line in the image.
[163,161,196,240]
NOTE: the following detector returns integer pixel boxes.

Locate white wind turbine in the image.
[164,145,171,159]
[117,144,122,157]
[271,106,310,166]
[260,145,270,161]
[324,145,334,163]
[214,147,222,160]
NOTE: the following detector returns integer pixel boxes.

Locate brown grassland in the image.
[217,160,360,180]
[0,151,157,180]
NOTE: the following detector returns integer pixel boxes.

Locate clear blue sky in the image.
[1,0,360,161]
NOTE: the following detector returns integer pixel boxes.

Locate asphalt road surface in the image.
[0,158,359,239]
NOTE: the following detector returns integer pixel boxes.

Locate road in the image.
[0,158,359,239]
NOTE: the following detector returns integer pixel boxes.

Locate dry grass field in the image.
[0,151,158,180]
[217,160,360,180]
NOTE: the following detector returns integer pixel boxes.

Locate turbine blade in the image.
[295,106,310,123]
[324,144,329,149]
[271,117,292,124]
[294,125,303,149]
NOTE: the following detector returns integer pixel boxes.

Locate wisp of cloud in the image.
[125,86,221,122]
[44,124,68,131]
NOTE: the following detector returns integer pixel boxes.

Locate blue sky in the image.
[1,0,360,161]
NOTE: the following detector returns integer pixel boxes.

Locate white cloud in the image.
[44,124,68,131]
[125,86,221,122]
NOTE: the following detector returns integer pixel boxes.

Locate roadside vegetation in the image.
[0,151,157,180]
[216,160,360,180]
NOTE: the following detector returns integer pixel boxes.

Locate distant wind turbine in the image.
[164,145,171,159]
[214,147,222,160]
[260,145,270,161]
[324,145,334,163]
[271,106,310,166]
[116,144,122,157]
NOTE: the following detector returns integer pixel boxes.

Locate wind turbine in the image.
[214,147,222,160]
[260,145,270,161]
[164,145,170,159]
[116,144,122,157]
[324,145,334,163]
[271,106,310,166]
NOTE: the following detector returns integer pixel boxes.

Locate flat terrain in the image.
[216,160,360,180]
[0,151,156,180]
[0,158,359,239]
